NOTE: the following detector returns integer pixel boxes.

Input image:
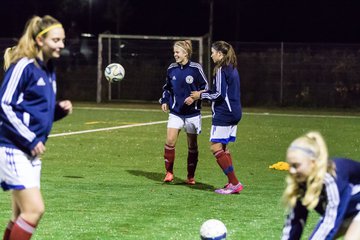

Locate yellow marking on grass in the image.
[85,121,106,125]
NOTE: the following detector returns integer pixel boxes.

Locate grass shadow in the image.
[62,175,84,178]
[127,170,215,192]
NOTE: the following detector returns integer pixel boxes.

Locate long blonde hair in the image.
[211,41,237,76]
[282,131,335,210]
[3,15,61,70]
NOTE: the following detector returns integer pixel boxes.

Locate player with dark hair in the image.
[282,131,360,240]
[160,40,208,185]
[0,15,72,240]
[190,41,243,194]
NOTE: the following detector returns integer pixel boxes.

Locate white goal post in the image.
[97,34,207,103]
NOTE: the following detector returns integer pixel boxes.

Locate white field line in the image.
[49,115,212,138]
[243,112,360,119]
[49,107,360,138]
[75,106,360,119]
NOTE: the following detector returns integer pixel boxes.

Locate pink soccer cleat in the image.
[215,182,243,194]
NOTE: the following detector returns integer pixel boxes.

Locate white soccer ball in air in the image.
[200,219,227,240]
[104,63,125,83]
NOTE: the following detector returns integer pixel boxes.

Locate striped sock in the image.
[214,150,239,185]
[9,217,36,240]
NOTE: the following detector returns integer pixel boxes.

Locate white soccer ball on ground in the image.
[200,219,227,240]
[104,63,125,83]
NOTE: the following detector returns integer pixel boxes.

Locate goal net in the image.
[97,34,207,103]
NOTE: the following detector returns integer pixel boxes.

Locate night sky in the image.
[1,0,360,43]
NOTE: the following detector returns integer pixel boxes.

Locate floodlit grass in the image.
[1,103,359,239]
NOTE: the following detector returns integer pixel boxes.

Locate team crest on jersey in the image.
[185,75,194,84]
[172,76,176,81]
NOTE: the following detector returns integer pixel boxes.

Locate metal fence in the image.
[1,37,360,108]
[236,42,360,107]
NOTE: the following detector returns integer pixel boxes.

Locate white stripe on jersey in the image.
[1,58,36,142]
[202,67,222,100]
[311,173,339,240]
[167,63,178,70]
[281,209,295,240]
[189,62,208,89]
[171,95,176,109]
[351,184,360,195]
[224,86,232,112]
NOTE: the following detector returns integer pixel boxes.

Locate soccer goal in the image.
[97,34,208,103]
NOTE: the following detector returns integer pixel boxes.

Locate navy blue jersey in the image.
[282,158,360,240]
[160,61,208,117]
[0,57,64,155]
[201,65,242,126]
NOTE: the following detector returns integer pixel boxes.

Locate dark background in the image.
[1,0,360,43]
[1,0,360,107]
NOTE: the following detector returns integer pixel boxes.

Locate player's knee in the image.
[32,204,45,219]
[210,145,217,153]
[21,207,45,225]
[166,139,177,146]
[31,202,45,219]
[210,143,222,153]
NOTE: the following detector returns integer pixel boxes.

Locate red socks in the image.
[164,144,175,173]
[187,147,199,178]
[6,217,36,240]
[2,221,13,240]
[214,150,239,185]
[164,144,199,178]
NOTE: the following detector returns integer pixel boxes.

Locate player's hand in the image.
[190,91,201,100]
[31,141,46,157]
[161,103,168,112]
[184,96,194,105]
[58,100,73,115]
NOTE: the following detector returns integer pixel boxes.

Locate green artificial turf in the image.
[0,103,359,239]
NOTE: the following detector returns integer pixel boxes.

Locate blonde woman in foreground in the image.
[0,15,72,240]
[281,131,360,240]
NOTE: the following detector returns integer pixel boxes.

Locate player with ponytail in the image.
[190,41,243,194]
[282,131,360,240]
[0,15,72,240]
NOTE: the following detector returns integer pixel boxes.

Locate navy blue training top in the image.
[201,64,242,126]
[0,57,66,155]
[160,61,208,118]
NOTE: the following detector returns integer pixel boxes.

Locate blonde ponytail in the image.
[3,15,61,70]
[302,132,328,209]
[3,47,15,70]
[282,131,333,210]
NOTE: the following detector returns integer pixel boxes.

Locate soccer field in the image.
[1,103,359,240]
